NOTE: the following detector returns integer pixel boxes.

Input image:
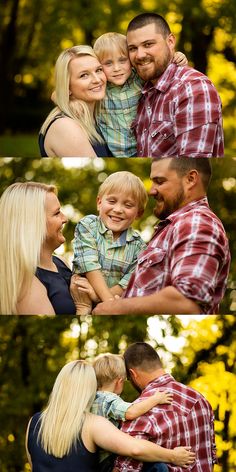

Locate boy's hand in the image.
[173,51,188,66]
[154,389,173,405]
[70,274,99,303]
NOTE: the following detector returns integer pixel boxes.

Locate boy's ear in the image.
[97,196,101,211]
[137,208,144,219]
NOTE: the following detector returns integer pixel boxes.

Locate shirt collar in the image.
[143,373,175,392]
[154,196,209,229]
[142,62,179,94]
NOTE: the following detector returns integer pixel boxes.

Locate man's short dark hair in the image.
[124,342,163,373]
[153,157,212,191]
[127,13,171,38]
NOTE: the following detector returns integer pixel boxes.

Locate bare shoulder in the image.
[45,115,97,157]
[17,276,55,315]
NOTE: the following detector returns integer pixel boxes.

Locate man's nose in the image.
[136,47,146,60]
[149,183,157,195]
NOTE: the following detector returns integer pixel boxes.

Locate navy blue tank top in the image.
[39,114,112,157]
[36,256,76,315]
[28,412,99,472]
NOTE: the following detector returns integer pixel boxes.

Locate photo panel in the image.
[0,314,235,472]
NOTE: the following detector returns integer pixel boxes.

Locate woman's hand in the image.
[171,446,195,467]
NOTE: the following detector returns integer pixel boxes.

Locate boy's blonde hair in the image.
[93,353,126,388]
[98,171,148,213]
[93,32,129,62]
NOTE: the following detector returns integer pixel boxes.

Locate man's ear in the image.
[185,169,199,189]
[167,33,176,52]
[129,368,137,380]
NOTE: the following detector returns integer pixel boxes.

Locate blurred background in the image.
[0,156,235,313]
[0,0,235,156]
[0,314,235,471]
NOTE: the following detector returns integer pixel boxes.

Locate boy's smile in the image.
[97,192,141,239]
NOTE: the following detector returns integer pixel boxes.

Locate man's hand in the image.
[92,297,123,315]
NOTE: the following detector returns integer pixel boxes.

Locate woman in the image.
[0,181,76,315]
[39,45,111,157]
[26,360,195,471]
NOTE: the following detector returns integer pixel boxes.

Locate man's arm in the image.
[92,285,201,315]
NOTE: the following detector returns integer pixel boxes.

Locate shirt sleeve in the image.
[72,216,101,274]
[174,78,222,156]
[118,238,147,289]
[169,212,228,312]
[107,396,131,422]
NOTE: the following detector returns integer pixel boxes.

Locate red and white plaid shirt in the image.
[125,197,230,314]
[132,63,224,157]
[115,374,217,471]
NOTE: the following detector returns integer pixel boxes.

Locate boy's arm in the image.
[125,390,173,421]
[86,270,114,302]
[109,285,124,297]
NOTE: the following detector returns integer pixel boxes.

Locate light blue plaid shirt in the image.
[72,215,146,288]
[91,391,131,463]
[96,69,144,157]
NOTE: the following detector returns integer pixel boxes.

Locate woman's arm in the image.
[17,276,55,315]
[90,415,195,467]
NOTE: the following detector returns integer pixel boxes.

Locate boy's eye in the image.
[103,60,112,66]
[119,57,128,63]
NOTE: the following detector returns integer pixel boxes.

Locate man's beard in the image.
[154,186,185,220]
[135,49,171,82]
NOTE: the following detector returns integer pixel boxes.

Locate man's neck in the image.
[141,368,166,388]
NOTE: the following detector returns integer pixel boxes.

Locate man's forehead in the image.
[127,23,160,42]
[150,159,172,177]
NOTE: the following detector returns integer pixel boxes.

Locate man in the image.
[93,158,230,315]
[126,13,224,157]
[114,342,217,472]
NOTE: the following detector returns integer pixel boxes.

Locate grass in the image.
[0,133,235,158]
[0,134,40,157]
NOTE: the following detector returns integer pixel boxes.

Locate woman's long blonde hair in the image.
[0,182,56,314]
[40,45,104,144]
[38,360,97,457]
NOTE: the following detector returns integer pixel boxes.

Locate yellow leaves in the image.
[202,0,224,18]
[60,39,74,50]
[190,361,236,420]
[8,434,15,442]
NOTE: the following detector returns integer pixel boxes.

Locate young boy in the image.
[72,171,147,315]
[93,32,188,157]
[92,353,172,472]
